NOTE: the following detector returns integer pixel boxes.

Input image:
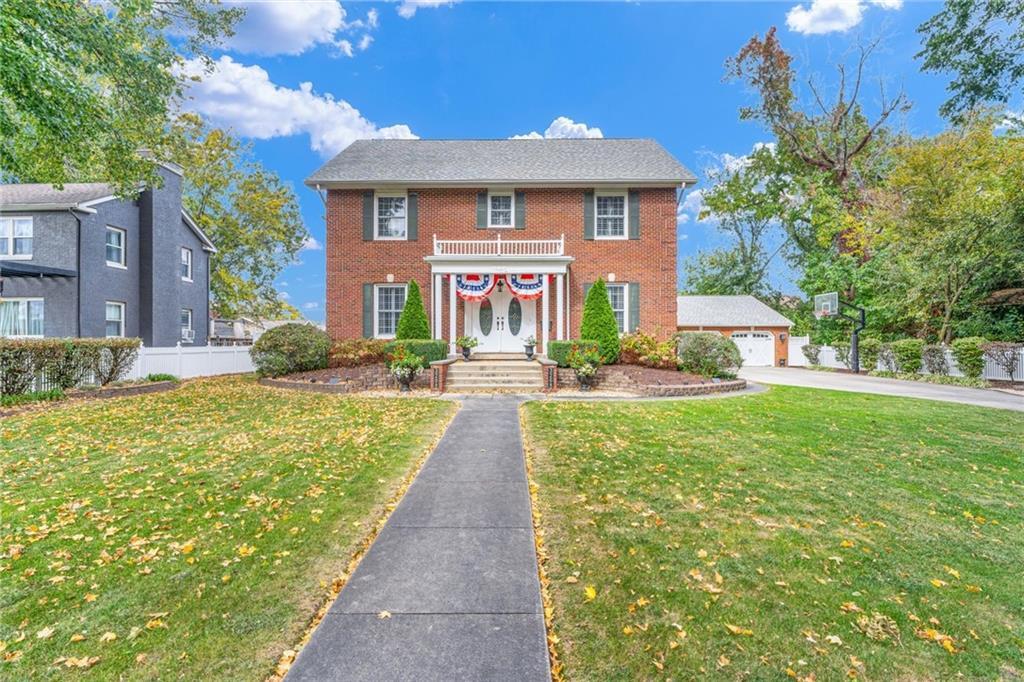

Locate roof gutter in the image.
[303,179,695,189]
[2,202,98,214]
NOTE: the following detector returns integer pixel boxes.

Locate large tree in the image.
[0,0,241,195]
[170,114,307,320]
[918,0,1024,122]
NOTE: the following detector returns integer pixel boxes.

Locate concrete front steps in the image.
[445,356,544,392]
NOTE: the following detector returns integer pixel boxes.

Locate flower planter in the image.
[524,344,535,360]
[461,347,472,361]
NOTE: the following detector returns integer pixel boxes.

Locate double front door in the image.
[468,286,536,353]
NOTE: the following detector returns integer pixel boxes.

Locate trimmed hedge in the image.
[383,339,448,368]
[0,337,142,394]
[619,329,678,369]
[547,340,600,368]
[858,338,881,371]
[676,332,742,378]
[580,279,621,363]
[951,337,986,379]
[888,339,924,374]
[330,338,388,368]
[250,323,331,377]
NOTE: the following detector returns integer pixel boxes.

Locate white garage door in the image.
[731,331,775,366]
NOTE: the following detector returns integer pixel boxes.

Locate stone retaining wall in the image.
[261,365,431,395]
[555,366,746,397]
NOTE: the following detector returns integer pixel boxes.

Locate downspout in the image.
[68,208,83,336]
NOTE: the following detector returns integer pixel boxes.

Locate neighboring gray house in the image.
[0,163,215,346]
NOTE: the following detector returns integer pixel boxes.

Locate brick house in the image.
[676,295,794,366]
[307,139,695,354]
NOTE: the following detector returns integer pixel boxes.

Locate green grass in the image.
[0,376,454,679]
[523,386,1024,680]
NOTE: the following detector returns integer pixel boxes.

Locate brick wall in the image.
[325,187,679,341]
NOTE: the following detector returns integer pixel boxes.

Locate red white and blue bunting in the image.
[505,273,545,301]
[454,274,498,301]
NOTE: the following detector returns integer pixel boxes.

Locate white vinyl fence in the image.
[790,342,1022,381]
[126,343,255,380]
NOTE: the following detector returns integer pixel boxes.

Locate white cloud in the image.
[180,56,418,157]
[679,189,708,224]
[300,236,323,252]
[222,1,379,57]
[397,0,459,19]
[278,280,289,288]
[279,291,291,300]
[302,301,319,310]
[358,34,373,51]
[511,116,604,140]
[785,0,901,35]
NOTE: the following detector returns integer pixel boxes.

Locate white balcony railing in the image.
[433,234,564,257]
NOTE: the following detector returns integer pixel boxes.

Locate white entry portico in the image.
[425,234,574,354]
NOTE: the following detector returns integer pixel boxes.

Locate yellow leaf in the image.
[930,579,947,588]
[100,632,117,643]
[943,566,960,579]
[725,624,753,636]
[965,584,982,593]
[622,625,634,636]
[826,634,843,645]
[84,593,98,603]
[36,627,54,640]
[584,585,597,601]
[941,638,956,654]
[717,654,731,668]
[377,610,391,619]
[840,540,855,548]
[181,542,195,554]
[564,576,578,584]
[69,634,86,642]
[145,618,164,630]
[237,544,255,557]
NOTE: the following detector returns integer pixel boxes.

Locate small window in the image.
[105,301,125,338]
[488,193,513,227]
[181,247,193,281]
[0,217,33,258]
[606,283,627,333]
[375,194,407,239]
[595,193,626,239]
[106,226,126,267]
[0,298,44,337]
[374,284,407,338]
[181,308,194,342]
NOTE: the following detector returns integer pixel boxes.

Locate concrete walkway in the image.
[286,396,550,681]
[740,366,1024,412]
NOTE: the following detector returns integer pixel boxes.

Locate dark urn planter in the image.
[524,344,535,360]
[399,381,412,393]
[576,373,595,391]
[461,346,472,360]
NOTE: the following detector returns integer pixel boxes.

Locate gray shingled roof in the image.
[306,139,696,186]
[0,182,114,209]
[677,295,793,327]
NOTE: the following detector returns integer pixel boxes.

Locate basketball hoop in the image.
[814,292,838,320]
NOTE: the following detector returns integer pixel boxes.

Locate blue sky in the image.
[181,0,958,322]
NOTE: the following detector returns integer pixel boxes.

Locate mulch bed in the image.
[281,366,381,383]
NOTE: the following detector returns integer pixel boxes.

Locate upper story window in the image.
[374,284,407,338]
[606,283,628,333]
[181,247,193,281]
[488,193,513,227]
[595,193,626,239]
[105,301,125,338]
[0,217,33,259]
[375,194,407,240]
[105,226,126,268]
[0,298,44,338]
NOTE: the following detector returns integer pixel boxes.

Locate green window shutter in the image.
[362,191,374,241]
[628,283,640,332]
[362,283,374,338]
[628,190,640,240]
[476,192,488,228]
[583,190,595,240]
[514,191,526,229]
[407,192,418,241]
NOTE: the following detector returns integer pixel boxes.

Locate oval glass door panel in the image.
[507,297,522,336]
[479,299,493,336]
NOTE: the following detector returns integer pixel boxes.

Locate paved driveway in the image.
[739,366,1024,412]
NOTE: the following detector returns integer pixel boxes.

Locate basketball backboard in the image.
[814,292,838,319]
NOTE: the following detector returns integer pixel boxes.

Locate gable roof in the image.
[677,295,793,328]
[306,139,696,187]
[0,182,115,212]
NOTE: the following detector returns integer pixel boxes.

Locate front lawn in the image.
[523,387,1024,680]
[1,376,454,679]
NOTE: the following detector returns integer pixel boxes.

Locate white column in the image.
[541,275,550,354]
[433,273,442,339]
[555,274,565,340]
[448,274,457,355]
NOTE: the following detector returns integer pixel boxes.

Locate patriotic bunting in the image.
[505,273,545,300]
[454,274,497,301]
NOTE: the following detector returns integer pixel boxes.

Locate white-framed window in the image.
[488,192,514,227]
[181,247,193,281]
[595,192,627,239]
[105,301,125,338]
[105,226,126,268]
[374,284,407,338]
[181,308,194,343]
[0,298,44,337]
[606,283,628,333]
[375,193,407,240]
[0,217,33,259]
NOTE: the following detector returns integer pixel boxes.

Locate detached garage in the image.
[677,295,794,367]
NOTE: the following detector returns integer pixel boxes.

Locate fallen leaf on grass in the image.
[725,624,753,636]
[584,585,597,601]
[99,632,117,643]
[36,627,54,640]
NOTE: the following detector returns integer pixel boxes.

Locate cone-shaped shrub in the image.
[580,278,621,363]
[396,280,431,340]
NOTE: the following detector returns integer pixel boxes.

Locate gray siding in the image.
[2,165,212,346]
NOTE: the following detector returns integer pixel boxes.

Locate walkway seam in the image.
[268,400,461,681]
